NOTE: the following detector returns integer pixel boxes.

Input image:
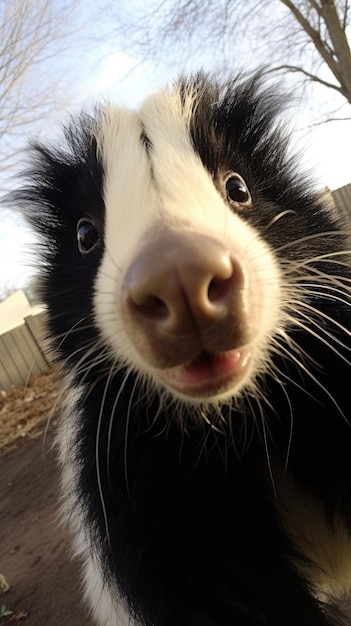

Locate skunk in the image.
[13,74,351,625]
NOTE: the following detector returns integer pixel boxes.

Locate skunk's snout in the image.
[122,228,250,369]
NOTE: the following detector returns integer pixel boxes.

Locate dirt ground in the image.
[0,370,94,625]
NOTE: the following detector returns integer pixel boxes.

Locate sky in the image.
[1,7,351,297]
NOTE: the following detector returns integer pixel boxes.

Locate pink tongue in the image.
[159,347,252,396]
[183,351,239,382]
[176,349,251,386]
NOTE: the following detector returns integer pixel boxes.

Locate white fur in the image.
[276,467,351,604]
[81,552,133,626]
[57,376,131,625]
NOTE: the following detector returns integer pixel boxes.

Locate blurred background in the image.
[0,0,351,299]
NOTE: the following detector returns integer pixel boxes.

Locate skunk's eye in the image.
[77,219,99,255]
[225,174,251,206]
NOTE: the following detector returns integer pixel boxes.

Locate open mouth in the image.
[159,347,252,398]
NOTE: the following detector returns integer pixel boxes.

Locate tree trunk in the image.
[320,0,351,104]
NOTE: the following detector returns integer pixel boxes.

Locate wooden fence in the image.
[0,311,50,392]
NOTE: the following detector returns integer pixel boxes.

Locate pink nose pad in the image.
[122,231,248,368]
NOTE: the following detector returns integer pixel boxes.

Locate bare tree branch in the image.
[0,0,78,183]
[280,1,342,81]
[342,0,349,29]
[309,115,351,125]
[106,0,351,120]
[269,63,343,92]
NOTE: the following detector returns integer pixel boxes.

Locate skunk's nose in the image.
[127,236,238,331]
[122,228,248,368]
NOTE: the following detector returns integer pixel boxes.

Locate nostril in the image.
[208,276,233,303]
[133,295,169,321]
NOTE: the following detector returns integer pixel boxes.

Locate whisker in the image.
[106,365,134,491]
[56,316,89,351]
[263,209,297,231]
[274,231,350,254]
[124,377,141,498]
[285,307,351,366]
[256,396,277,500]
[273,339,349,425]
[95,364,116,551]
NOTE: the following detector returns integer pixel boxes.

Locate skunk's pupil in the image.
[77,221,99,254]
[226,176,250,204]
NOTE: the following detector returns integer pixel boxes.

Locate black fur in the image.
[12,75,351,625]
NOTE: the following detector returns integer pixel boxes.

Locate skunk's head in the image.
[15,74,343,411]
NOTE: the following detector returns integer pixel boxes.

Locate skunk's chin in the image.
[158,347,253,399]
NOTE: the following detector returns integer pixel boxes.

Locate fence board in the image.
[24,312,51,365]
[0,312,49,391]
[0,336,17,390]
[0,332,25,389]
